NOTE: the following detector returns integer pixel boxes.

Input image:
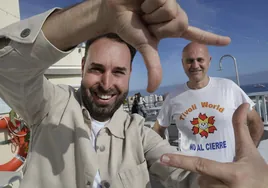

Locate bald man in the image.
[153,42,263,163]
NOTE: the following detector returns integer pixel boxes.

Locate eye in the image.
[197,58,204,63]
[186,59,194,64]
[113,70,126,76]
[89,68,102,73]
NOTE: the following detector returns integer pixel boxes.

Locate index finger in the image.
[182,26,231,46]
[161,154,234,183]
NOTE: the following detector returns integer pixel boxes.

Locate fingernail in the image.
[161,155,170,163]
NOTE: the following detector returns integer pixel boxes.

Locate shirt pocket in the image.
[118,161,151,188]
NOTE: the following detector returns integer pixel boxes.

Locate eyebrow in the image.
[90,62,127,72]
[89,62,104,68]
[114,67,127,72]
[184,57,204,61]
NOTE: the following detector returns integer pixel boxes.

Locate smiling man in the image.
[80,34,134,122]
[153,42,264,163]
[75,33,186,188]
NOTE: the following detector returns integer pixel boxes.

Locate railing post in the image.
[256,96,262,116]
[262,96,268,124]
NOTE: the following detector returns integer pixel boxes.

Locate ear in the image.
[81,57,86,77]
[209,56,212,66]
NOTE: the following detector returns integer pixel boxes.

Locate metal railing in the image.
[1,90,267,125]
[218,54,240,86]
[248,91,268,126]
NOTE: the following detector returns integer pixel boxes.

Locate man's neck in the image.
[187,76,210,89]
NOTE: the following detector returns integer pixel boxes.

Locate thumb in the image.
[232,103,256,159]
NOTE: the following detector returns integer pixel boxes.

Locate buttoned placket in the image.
[82,108,96,188]
[82,108,112,188]
[95,128,113,188]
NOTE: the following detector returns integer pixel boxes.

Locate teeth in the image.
[97,94,112,100]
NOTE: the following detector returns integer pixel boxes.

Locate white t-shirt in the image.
[90,118,109,188]
[157,77,255,162]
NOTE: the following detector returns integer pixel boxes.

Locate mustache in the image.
[90,85,118,95]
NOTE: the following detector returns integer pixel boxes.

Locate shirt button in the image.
[99,145,105,152]
[101,180,110,188]
[86,180,91,187]
[20,28,31,38]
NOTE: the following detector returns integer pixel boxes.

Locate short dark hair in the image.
[84,33,137,63]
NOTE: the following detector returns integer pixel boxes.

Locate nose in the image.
[100,72,113,91]
[191,60,199,68]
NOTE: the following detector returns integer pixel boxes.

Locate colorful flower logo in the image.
[190,113,217,138]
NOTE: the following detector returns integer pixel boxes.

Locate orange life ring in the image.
[0,116,29,171]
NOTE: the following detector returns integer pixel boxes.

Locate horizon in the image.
[129,70,268,94]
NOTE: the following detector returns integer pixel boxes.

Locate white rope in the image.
[0,116,27,137]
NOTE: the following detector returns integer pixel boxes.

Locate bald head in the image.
[182,42,209,57]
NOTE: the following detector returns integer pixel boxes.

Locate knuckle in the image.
[194,158,207,173]
[159,0,178,19]
[177,10,188,31]
[231,168,249,183]
[156,0,166,7]
[166,0,178,18]
[165,8,177,19]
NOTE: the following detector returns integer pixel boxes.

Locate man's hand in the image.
[104,0,231,92]
[44,0,231,93]
[160,103,268,188]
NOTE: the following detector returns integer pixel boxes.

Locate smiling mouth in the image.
[92,91,116,101]
[96,93,112,100]
[190,70,202,74]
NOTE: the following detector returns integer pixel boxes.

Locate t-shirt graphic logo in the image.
[190,113,217,138]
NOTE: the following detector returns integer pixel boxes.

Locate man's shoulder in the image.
[49,84,81,108]
[127,113,145,127]
[211,77,237,87]
[53,84,78,97]
[167,84,187,99]
[57,84,77,92]
[112,107,145,129]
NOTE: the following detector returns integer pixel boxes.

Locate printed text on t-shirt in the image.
[180,102,225,120]
[189,141,227,151]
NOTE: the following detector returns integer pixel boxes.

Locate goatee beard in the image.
[80,84,128,122]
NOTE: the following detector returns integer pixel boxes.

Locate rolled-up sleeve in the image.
[0,8,74,126]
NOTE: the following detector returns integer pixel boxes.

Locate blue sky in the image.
[19,0,268,91]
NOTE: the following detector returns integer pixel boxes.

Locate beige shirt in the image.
[0,9,192,188]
